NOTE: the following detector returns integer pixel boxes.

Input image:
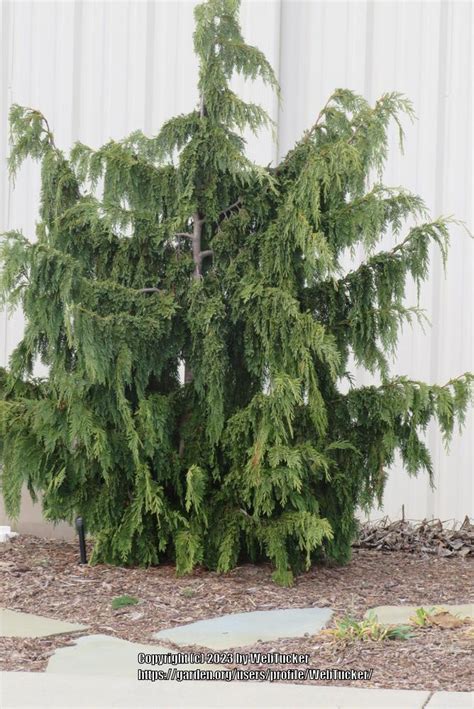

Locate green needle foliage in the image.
[0,0,472,586]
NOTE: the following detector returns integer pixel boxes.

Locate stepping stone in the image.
[154,607,333,650]
[47,634,224,678]
[365,604,473,625]
[0,608,88,638]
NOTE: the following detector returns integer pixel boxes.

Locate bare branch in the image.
[274,94,335,175]
[175,232,195,240]
[306,93,334,139]
[41,115,60,152]
[219,198,242,220]
[138,287,162,293]
[199,249,213,261]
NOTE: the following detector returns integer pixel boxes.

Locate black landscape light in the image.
[75,516,87,564]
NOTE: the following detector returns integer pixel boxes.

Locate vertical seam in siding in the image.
[275,0,283,165]
[364,0,374,102]
[71,0,83,141]
[1,1,12,365]
[428,0,449,520]
[144,0,156,135]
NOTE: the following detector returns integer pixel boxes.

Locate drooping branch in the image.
[338,219,450,288]
[22,107,60,154]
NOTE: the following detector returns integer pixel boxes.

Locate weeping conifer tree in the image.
[1,0,472,585]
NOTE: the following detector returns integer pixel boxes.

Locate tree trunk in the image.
[184,210,203,386]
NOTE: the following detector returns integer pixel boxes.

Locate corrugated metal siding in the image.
[1,0,472,526]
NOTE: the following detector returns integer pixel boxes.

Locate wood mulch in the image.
[356,516,474,557]
[0,534,472,691]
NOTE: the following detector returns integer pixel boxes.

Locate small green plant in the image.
[181,587,196,599]
[111,595,139,610]
[328,612,413,643]
[410,606,437,627]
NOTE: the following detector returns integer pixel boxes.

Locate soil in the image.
[0,534,472,691]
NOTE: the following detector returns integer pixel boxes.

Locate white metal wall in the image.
[1,0,472,525]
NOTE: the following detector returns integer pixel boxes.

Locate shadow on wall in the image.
[0,486,75,540]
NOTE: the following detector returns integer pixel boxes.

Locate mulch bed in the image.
[356,516,474,557]
[0,533,473,691]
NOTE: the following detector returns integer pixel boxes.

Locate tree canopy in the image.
[1,0,472,585]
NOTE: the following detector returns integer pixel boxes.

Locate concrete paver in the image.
[0,608,88,638]
[1,671,432,708]
[46,634,224,678]
[365,604,473,625]
[154,607,332,650]
[425,691,474,708]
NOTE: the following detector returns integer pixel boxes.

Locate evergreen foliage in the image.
[1,0,472,585]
